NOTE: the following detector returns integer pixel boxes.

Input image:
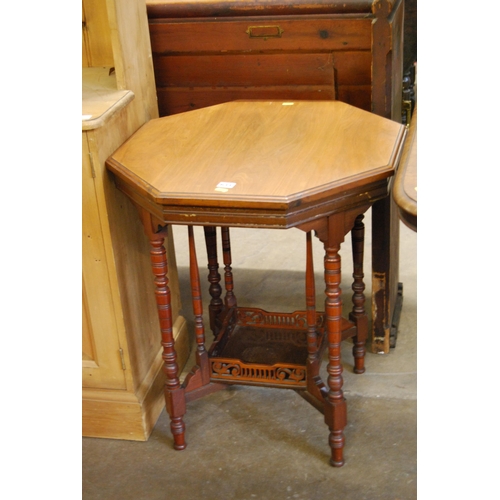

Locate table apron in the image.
[114,178,389,229]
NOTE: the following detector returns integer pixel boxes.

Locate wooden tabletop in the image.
[393,106,417,231]
[107,100,406,227]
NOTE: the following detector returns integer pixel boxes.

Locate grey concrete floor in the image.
[83,211,417,499]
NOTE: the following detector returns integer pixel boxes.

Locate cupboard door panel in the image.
[82,133,127,390]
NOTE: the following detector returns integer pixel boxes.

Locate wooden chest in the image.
[146,0,404,121]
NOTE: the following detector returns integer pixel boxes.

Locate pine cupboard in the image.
[82,0,189,440]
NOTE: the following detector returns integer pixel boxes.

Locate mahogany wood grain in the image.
[221,227,237,308]
[156,86,335,116]
[349,214,368,374]
[203,226,223,335]
[306,231,318,364]
[148,227,187,450]
[319,212,348,468]
[107,101,404,214]
[149,18,371,55]
[153,53,336,88]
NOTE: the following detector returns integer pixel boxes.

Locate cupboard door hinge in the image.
[88,152,96,178]
[118,348,126,370]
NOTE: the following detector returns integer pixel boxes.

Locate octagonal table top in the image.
[107,100,406,228]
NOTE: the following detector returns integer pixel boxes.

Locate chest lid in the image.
[146,0,377,19]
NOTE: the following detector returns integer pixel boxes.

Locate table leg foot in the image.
[171,417,187,450]
[325,399,346,467]
[330,449,344,467]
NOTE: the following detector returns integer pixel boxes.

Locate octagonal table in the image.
[106,100,406,466]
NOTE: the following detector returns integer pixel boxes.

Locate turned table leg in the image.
[305,231,318,364]
[149,231,187,450]
[204,226,223,336]
[188,226,211,384]
[350,214,368,374]
[221,227,237,309]
[323,224,347,467]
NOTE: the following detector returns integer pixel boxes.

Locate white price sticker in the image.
[216,182,236,189]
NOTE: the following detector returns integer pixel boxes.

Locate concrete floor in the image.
[83,211,417,499]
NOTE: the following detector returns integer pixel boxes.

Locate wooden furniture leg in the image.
[305,231,318,364]
[182,226,227,404]
[221,227,237,308]
[149,230,187,450]
[203,226,223,336]
[301,230,328,407]
[350,214,367,374]
[371,197,402,352]
[188,226,211,384]
[323,215,347,467]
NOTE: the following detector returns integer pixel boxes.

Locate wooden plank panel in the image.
[82,0,114,67]
[336,85,371,111]
[331,51,370,85]
[157,86,335,115]
[154,52,335,87]
[149,18,371,54]
[146,0,375,19]
[156,86,370,117]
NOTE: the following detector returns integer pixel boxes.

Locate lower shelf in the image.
[208,307,329,389]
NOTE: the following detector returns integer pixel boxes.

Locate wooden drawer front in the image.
[155,51,334,115]
[154,53,334,87]
[149,17,371,54]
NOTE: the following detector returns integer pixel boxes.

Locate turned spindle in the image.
[350,214,368,374]
[221,227,237,309]
[204,226,223,336]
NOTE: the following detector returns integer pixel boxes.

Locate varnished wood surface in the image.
[148,15,373,115]
[149,18,372,54]
[82,67,135,131]
[107,100,405,213]
[147,0,376,18]
[393,107,417,231]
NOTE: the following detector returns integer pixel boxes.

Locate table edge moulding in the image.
[106,99,406,466]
